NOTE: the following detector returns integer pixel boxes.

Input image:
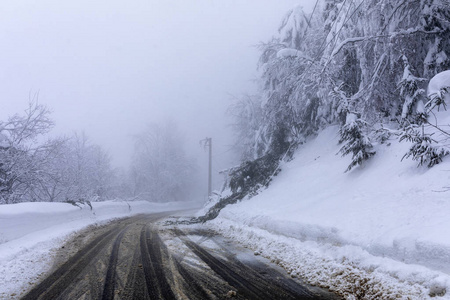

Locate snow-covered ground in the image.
[205,125,450,299]
[0,200,198,299]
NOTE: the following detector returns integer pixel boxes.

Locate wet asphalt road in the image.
[22,212,341,300]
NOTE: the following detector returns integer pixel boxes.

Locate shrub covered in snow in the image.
[400,125,450,167]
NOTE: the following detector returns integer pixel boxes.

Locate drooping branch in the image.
[330,28,443,59]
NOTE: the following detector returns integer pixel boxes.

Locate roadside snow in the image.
[0,200,198,299]
[207,126,450,299]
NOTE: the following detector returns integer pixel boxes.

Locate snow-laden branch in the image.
[276,48,313,62]
[330,28,443,58]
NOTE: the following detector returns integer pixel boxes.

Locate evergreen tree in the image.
[339,112,376,172]
[398,54,427,124]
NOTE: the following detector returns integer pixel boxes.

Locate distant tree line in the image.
[0,102,196,205]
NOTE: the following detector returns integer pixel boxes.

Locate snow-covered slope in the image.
[207,125,450,299]
[0,200,197,299]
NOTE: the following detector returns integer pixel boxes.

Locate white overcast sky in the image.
[0,0,314,172]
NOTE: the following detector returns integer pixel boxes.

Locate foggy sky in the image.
[0,1,313,180]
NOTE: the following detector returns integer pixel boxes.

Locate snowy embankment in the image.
[206,126,450,299]
[0,200,198,298]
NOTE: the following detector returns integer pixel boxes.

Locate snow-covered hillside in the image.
[207,126,450,299]
[0,200,197,299]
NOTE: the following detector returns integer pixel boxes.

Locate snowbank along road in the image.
[21,212,341,299]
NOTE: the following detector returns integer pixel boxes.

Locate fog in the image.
[0,1,314,195]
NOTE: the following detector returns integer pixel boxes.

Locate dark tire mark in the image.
[172,259,213,300]
[214,235,321,298]
[123,222,210,300]
[88,267,103,300]
[122,245,149,300]
[22,225,122,300]
[174,228,318,300]
[179,234,263,299]
[140,224,176,299]
[102,227,128,300]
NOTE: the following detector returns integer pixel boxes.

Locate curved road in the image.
[22,212,340,300]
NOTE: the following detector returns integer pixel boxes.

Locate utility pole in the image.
[200,137,212,198]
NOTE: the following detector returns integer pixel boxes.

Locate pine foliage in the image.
[426,86,450,112]
[339,113,376,171]
[400,125,450,167]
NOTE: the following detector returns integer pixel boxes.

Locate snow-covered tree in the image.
[400,69,450,168]
[0,102,116,204]
[231,0,450,167]
[208,0,450,222]
[228,95,267,161]
[398,55,427,124]
[66,132,113,201]
[0,102,54,203]
[23,132,114,204]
